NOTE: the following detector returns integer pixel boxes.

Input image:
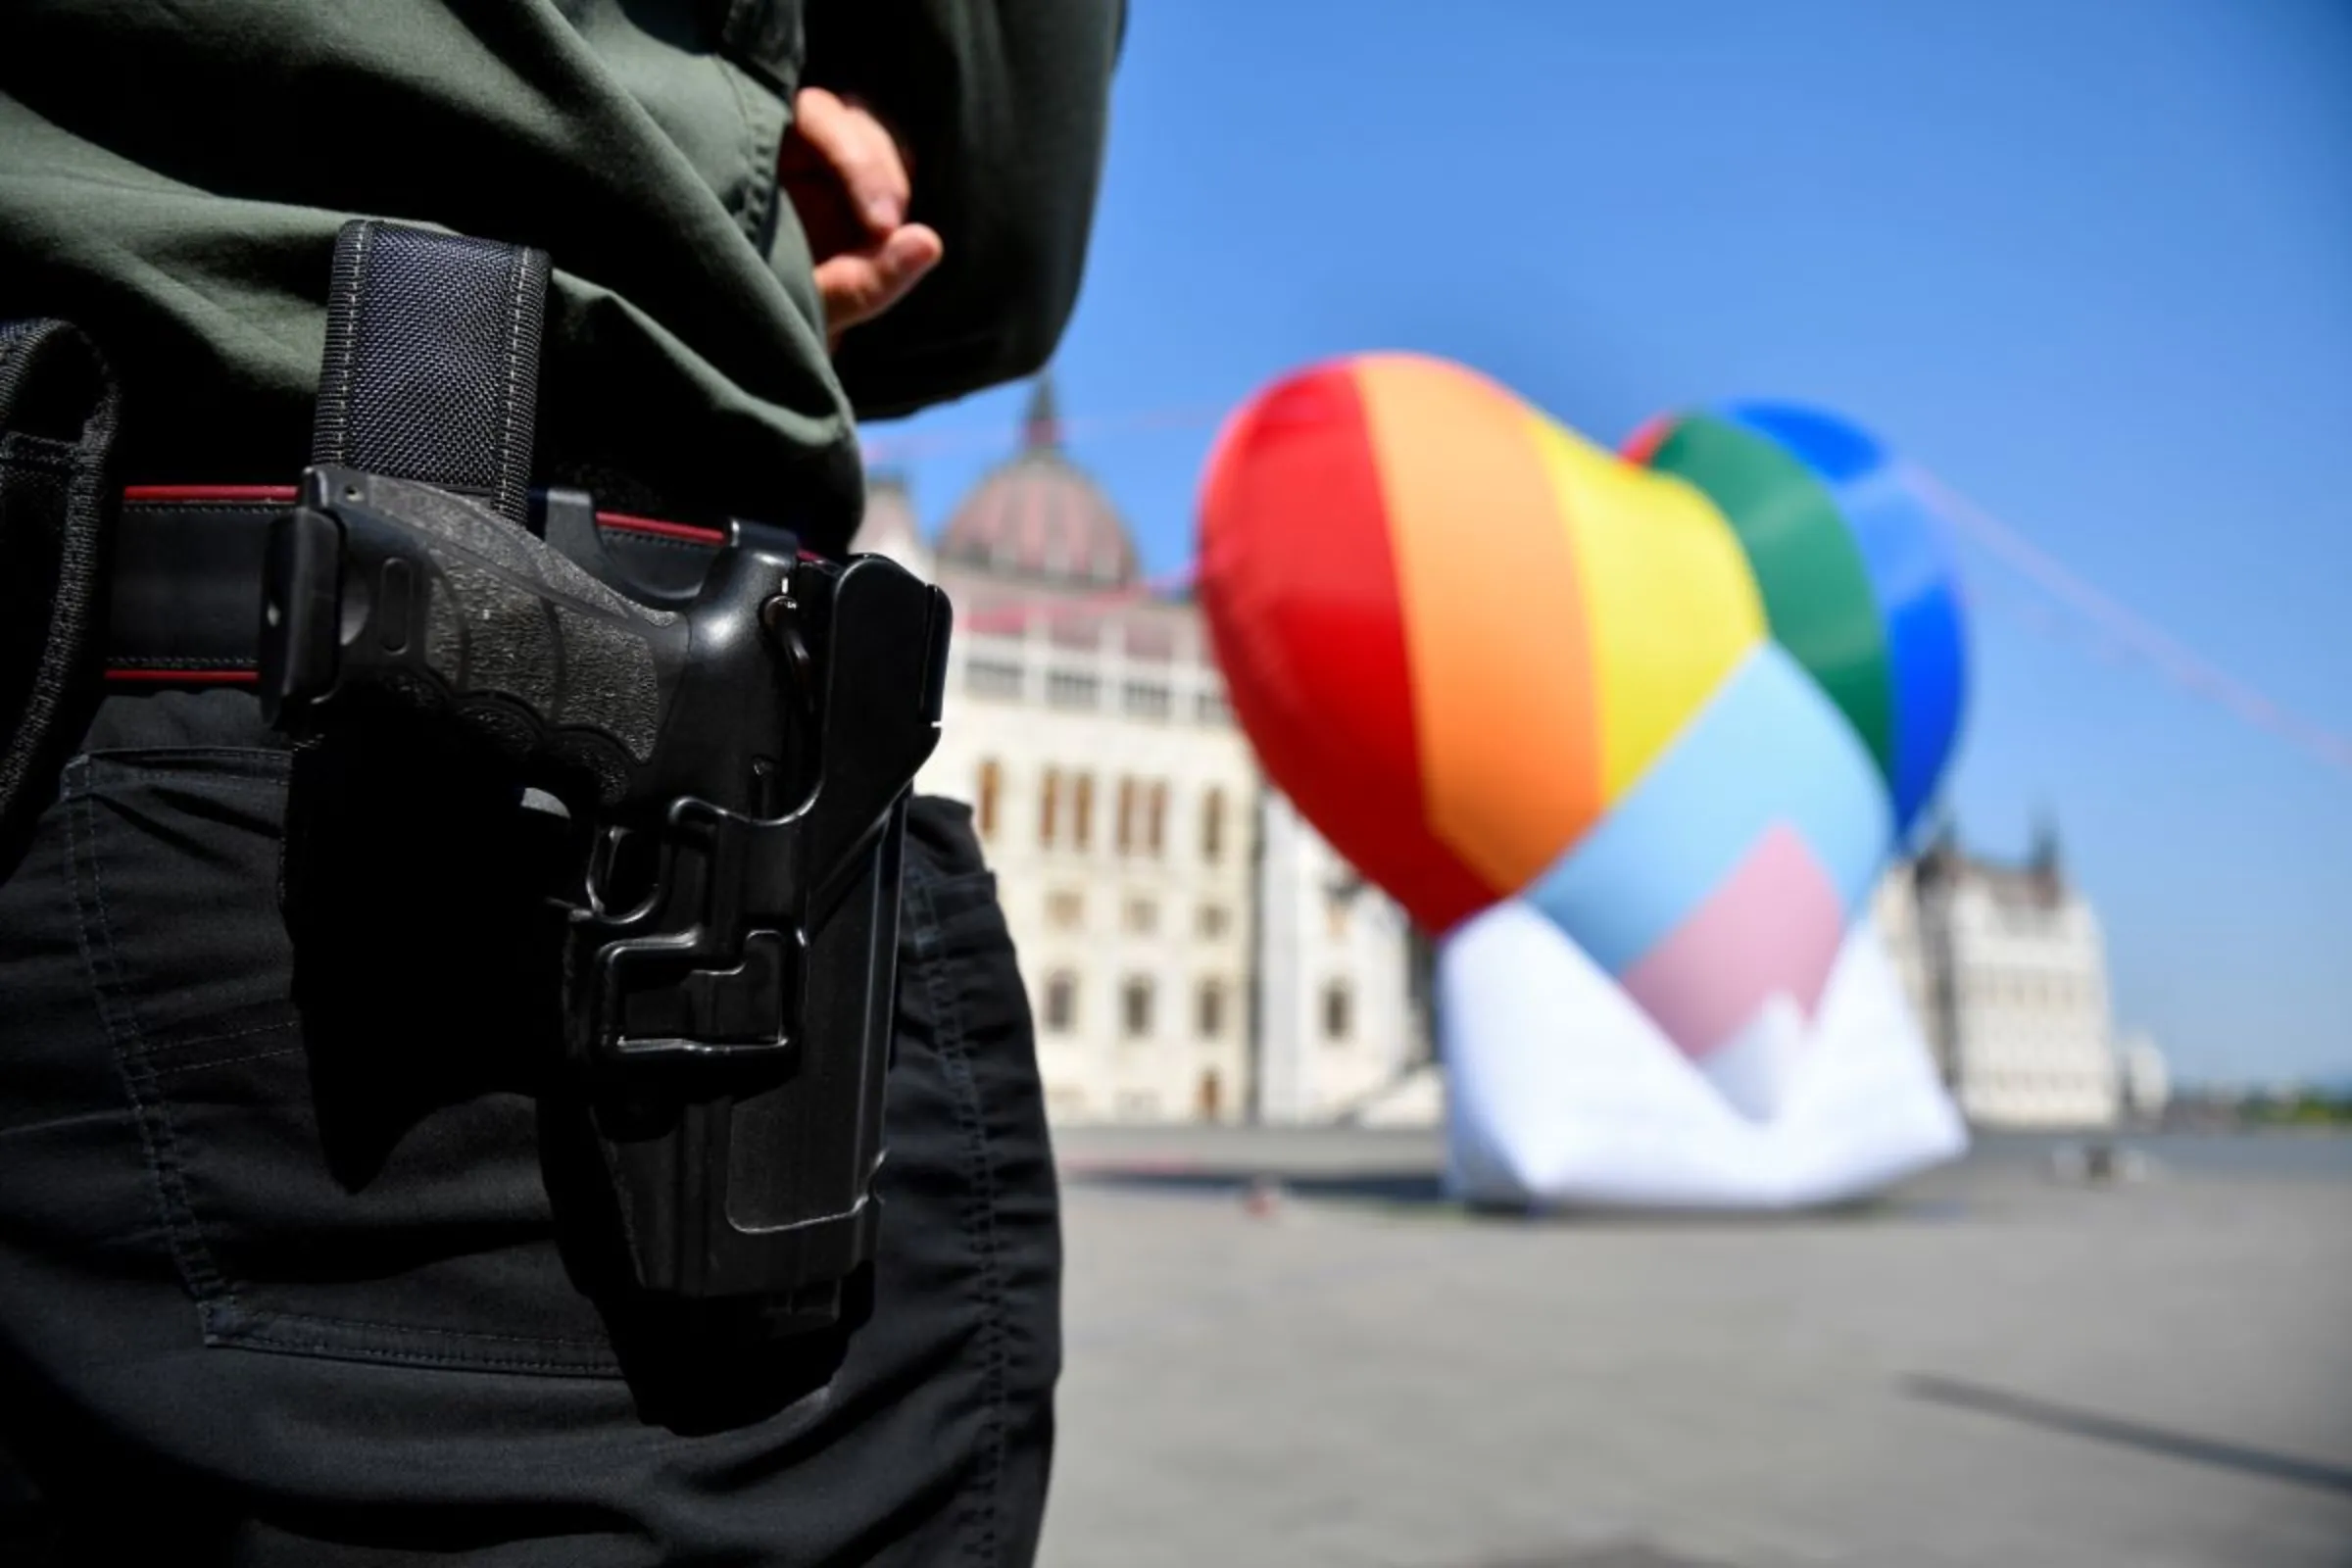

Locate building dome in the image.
[849,470,931,578]
[936,375,1141,588]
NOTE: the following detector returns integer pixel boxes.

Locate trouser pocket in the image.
[60,746,623,1375]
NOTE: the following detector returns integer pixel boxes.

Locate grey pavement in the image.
[1037,1128,2352,1568]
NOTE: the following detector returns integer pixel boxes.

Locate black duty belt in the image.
[107,485,744,688]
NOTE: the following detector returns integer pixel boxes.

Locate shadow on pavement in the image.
[1905,1374,2352,1496]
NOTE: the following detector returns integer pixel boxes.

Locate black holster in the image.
[3,221,952,1333]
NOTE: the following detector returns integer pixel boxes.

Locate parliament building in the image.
[1873,826,2129,1129]
[853,380,1437,1127]
[858,380,2140,1134]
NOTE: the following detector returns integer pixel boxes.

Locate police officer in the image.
[0,2,1123,1562]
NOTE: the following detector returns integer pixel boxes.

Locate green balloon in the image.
[1643,415,1896,786]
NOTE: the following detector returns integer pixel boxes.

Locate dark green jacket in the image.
[0,0,1124,554]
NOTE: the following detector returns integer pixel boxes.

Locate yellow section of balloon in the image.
[1529,418,1768,802]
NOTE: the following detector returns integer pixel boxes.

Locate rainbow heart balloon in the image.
[1198,353,1967,1118]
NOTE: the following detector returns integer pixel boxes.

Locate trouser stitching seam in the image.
[146,1043,304,1075]
[907,867,1011,1566]
[66,770,236,1324]
[140,1017,300,1057]
[220,1330,613,1374]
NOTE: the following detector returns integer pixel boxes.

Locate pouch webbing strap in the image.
[311,220,552,528]
[0,318,122,877]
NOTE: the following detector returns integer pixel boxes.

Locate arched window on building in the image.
[1122,977,1154,1040]
[1197,980,1226,1041]
[1039,767,1060,849]
[1405,925,1439,1066]
[1116,778,1137,856]
[1202,788,1226,864]
[1044,972,1078,1034]
[1325,890,1351,941]
[1322,979,1353,1044]
[1072,773,1094,851]
[976,758,1002,841]
[1147,781,1168,858]
[1195,1069,1223,1122]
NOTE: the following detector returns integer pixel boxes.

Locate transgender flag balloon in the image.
[1197,353,1968,1125]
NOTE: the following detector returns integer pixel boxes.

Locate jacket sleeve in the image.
[800,0,1125,420]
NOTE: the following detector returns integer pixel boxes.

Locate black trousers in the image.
[0,689,1060,1565]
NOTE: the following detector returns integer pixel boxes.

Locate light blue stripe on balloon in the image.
[1523,642,1891,975]
[1725,403,1969,839]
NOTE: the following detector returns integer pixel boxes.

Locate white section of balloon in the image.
[1439,906,1966,1210]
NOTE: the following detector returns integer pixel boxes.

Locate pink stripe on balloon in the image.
[1620,823,1846,1061]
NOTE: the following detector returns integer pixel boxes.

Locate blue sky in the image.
[866,0,2352,1088]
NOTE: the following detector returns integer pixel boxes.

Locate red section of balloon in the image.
[1198,365,1495,932]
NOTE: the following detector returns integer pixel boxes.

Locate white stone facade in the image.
[1874,839,2124,1130]
[853,400,1429,1126]
[1253,792,1430,1124]
[925,582,1259,1124]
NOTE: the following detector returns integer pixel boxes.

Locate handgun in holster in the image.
[0,220,952,1331]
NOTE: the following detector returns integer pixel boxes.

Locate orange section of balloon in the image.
[1351,356,1604,895]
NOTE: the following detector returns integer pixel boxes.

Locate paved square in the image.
[1039,1130,2352,1568]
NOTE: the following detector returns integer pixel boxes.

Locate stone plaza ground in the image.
[1038,1128,2352,1568]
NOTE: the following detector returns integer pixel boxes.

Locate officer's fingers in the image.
[815,223,943,345]
[790,87,910,235]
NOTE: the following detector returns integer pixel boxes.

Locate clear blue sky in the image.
[868,0,2352,1089]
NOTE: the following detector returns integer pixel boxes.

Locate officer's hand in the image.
[780,86,944,352]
